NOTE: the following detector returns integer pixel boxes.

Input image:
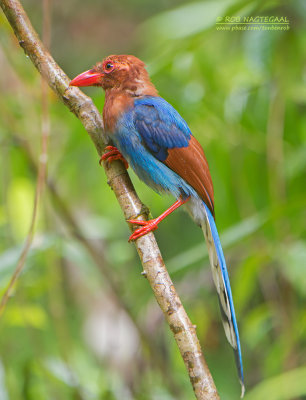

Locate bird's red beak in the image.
[69,69,103,87]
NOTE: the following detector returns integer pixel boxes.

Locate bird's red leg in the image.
[99,146,129,169]
[128,197,190,242]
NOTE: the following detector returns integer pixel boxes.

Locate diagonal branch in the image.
[0,0,219,398]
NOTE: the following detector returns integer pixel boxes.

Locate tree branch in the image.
[0,0,219,398]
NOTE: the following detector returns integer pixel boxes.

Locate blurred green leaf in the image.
[245,367,306,400]
[144,0,234,40]
[233,253,267,313]
[168,211,268,273]
[3,304,47,328]
[285,146,306,179]
[0,235,57,285]
[278,241,306,297]
[6,178,34,240]
[142,0,259,41]
[243,305,272,349]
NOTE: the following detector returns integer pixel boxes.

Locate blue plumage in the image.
[113,122,193,199]
[133,97,191,162]
[113,97,194,198]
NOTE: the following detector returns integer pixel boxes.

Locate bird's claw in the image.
[128,219,158,241]
[99,146,129,169]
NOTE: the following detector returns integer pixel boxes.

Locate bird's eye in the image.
[104,62,114,73]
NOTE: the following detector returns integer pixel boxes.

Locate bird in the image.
[70,54,244,396]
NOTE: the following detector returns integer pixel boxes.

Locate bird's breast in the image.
[103,91,134,133]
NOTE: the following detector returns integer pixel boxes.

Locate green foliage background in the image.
[0,0,306,399]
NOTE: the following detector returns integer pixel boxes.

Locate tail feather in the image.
[201,203,245,397]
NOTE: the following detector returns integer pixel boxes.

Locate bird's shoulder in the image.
[130,96,192,159]
[133,96,191,137]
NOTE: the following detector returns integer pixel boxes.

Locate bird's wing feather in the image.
[165,138,214,216]
[133,96,214,214]
[133,96,191,161]
[202,203,244,397]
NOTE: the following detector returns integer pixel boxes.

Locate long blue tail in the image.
[202,203,245,397]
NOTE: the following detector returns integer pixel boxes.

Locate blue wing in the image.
[112,96,195,199]
[133,96,191,161]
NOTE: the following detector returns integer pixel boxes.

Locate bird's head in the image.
[70,54,158,97]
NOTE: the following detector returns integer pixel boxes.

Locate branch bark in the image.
[0,1,219,398]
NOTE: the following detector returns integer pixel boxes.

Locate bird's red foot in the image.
[128,218,159,241]
[99,146,129,169]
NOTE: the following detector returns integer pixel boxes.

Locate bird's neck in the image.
[103,87,157,133]
[121,79,158,97]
